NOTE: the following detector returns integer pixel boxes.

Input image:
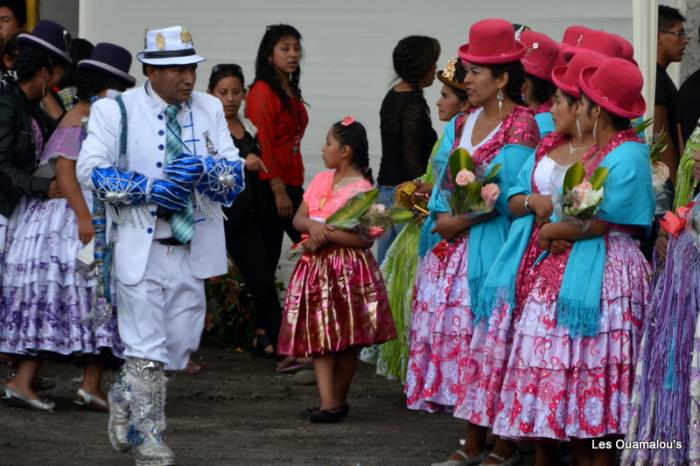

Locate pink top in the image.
[303,171,373,223]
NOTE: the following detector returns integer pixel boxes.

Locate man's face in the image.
[148,64,197,104]
[658,20,688,63]
[0,7,19,41]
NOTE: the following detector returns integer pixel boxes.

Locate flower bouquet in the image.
[288,188,413,259]
[635,118,672,211]
[553,161,609,230]
[443,147,502,218]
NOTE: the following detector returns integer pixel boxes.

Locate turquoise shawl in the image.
[535,111,554,138]
[426,142,534,309]
[418,114,459,258]
[473,151,538,322]
[556,140,654,336]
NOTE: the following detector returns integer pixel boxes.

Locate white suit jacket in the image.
[77,84,240,285]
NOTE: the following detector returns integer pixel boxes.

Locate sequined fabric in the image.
[277,244,395,357]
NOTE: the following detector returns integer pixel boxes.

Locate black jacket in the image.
[0,83,57,218]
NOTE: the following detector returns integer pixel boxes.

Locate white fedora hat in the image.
[137,25,205,66]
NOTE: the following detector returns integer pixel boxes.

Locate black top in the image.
[677,67,700,145]
[377,89,437,186]
[222,129,265,224]
[655,64,680,157]
[0,82,57,218]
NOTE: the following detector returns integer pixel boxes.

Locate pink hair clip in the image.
[340,116,355,126]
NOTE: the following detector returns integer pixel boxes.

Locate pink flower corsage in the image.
[341,116,355,126]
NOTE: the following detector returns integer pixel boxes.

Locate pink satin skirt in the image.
[278,245,396,357]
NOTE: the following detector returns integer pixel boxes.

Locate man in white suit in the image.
[77,25,244,466]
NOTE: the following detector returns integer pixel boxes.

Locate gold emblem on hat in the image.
[155,33,166,50]
[442,58,457,82]
[181,30,192,45]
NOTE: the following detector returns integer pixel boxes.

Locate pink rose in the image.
[369,226,385,238]
[455,169,476,186]
[369,203,386,213]
[572,181,593,202]
[481,183,500,206]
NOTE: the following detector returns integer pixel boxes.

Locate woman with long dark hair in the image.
[246,25,308,365]
[375,35,440,265]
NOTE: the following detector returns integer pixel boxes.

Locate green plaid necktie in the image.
[164,104,195,244]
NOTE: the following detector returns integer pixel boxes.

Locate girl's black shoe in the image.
[301,403,349,419]
[308,404,349,423]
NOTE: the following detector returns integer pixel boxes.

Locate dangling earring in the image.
[575,116,582,138]
[592,117,599,142]
[496,88,504,117]
[41,80,46,98]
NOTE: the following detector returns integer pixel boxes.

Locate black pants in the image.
[260,183,304,272]
[223,183,303,342]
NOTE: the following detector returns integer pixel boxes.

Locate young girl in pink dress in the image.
[277,118,396,423]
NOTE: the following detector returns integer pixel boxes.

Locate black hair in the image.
[12,42,60,82]
[75,68,129,102]
[253,24,303,107]
[658,5,685,31]
[583,93,631,131]
[526,72,556,106]
[0,28,21,71]
[609,113,631,131]
[58,38,94,88]
[0,0,26,25]
[393,35,441,89]
[208,63,245,91]
[331,119,373,185]
[485,60,526,105]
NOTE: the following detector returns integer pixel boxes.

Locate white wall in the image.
[79,0,633,280]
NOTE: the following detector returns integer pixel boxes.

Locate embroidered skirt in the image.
[405,235,475,412]
[492,233,649,440]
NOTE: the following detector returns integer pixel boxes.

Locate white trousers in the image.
[115,242,205,371]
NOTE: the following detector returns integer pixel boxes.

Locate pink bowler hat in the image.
[609,33,636,62]
[551,48,605,98]
[459,18,526,65]
[561,25,593,46]
[563,29,623,60]
[578,57,646,119]
[520,30,559,81]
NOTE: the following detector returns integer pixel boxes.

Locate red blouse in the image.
[246,80,308,187]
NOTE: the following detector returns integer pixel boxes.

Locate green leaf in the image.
[589,167,609,190]
[464,181,483,206]
[634,117,653,135]
[326,188,378,226]
[483,163,503,183]
[388,208,414,224]
[449,147,474,182]
[563,162,586,192]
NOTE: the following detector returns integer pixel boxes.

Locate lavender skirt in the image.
[0,195,122,358]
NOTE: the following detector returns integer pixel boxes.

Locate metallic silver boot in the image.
[107,369,131,452]
[124,358,175,466]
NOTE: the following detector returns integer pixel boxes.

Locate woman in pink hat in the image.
[450,48,601,466]
[519,30,559,137]
[407,18,540,466]
[488,56,653,465]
